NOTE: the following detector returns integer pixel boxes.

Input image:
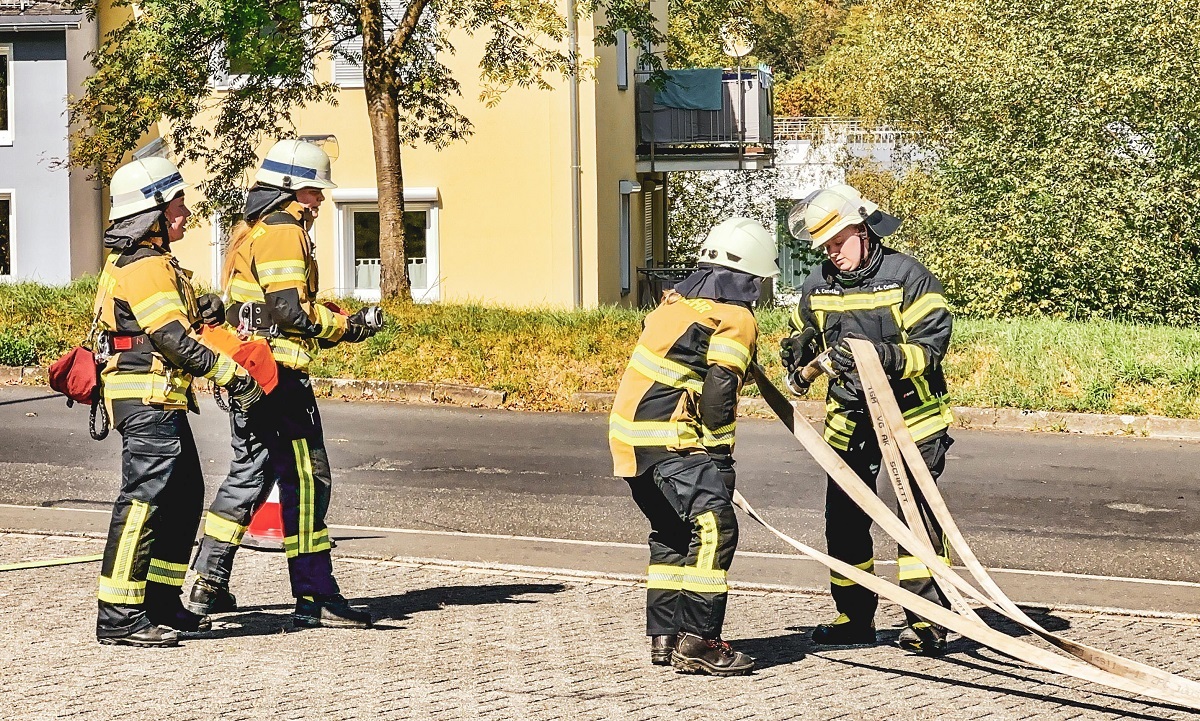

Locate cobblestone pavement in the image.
[2,533,1198,721]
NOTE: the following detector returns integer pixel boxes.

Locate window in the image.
[332,1,436,88]
[213,0,306,87]
[337,195,439,301]
[0,194,12,276]
[0,44,12,145]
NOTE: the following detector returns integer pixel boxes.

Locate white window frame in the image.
[211,9,314,90]
[0,44,14,146]
[332,187,440,302]
[0,190,15,278]
[332,2,437,89]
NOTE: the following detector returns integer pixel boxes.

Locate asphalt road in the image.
[1,386,1197,582]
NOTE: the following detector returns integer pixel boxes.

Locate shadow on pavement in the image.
[733,627,809,670]
[199,582,567,639]
[818,650,1179,720]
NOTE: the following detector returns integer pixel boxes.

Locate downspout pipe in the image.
[568,0,582,307]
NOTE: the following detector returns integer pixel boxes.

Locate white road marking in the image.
[4,503,1198,590]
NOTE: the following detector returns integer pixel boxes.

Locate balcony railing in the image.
[774,117,914,145]
[635,68,774,170]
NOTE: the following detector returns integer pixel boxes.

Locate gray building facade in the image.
[0,1,101,284]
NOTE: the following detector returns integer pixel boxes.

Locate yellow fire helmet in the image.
[788,184,901,249]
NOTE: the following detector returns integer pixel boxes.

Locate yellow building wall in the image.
[103,8,653,308]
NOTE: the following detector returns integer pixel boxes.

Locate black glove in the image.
[711,453,736,492]
[341,320,374,343]
[831,333,905,376]
[780,327,818,374]
[225,372,264,410]
[197,293,226,327]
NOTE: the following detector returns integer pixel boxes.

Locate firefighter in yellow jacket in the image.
[610,217,779,676]
[94,158,262,647]
[187,140,379,628]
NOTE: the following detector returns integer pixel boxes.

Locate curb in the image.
[6,364,1199,439]
[568,391,1200,441]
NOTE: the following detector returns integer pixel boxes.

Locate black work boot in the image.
[97,623,180,648]
[811,614,877,646]
[292,594,373,629]
[650,634,678,665]
[186,577,238,616]
[897,621,947,656]
[147,604,211,633]
[146,582,211,633]
[670,632,755,676]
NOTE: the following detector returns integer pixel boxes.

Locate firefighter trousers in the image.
[192,367,339,598]
[826,417,954,626]
[625,452,739,639]
[97,408,204,636]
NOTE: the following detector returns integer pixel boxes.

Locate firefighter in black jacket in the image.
[611,217,779,676]
[93,158,261,647]
[781,184,955,656]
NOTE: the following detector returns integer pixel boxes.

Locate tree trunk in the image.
[367,87,412,302]
[362,2,411,302]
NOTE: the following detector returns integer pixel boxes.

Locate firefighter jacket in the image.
[609,290,758,478]
[224,201,348,370]
[789,245,953,452]
[94,242,241,426]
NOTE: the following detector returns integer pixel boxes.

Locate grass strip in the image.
[2,276,1197,418]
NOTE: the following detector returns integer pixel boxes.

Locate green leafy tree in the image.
[807,0,1200,324]
[68,0,727,300]
[667,0,848,81]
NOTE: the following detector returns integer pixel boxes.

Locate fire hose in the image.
[741,343,1200,710]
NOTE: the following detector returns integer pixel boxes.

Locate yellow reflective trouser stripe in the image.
[901,292,949,329]
[706,338,751,372]
[628,345,704,393]
[831,558,875,586]
[810,288,904,313]
[899,343,927,379]
[824,412,856,451]
[99,499,150,604]
[112,499,149,581]
[98,577,146,604]
[103,373,190,405]
[283,529,331,559]
[205,354,238,386]
[204,512,247,545]
[695,511,717,570]
[682,566,728,594]
[608,414,697,448]
[147,558,188,586]
[647,564,685,591]
[897,553,952,582]
[701,422,736,447]
[294,439,316,556]
[229,279,266,303]
[271,337,313,370]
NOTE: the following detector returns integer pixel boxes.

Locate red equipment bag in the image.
[48,346,100,405]
[48,345,109,440]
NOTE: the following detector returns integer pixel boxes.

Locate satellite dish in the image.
[720,23,754,59]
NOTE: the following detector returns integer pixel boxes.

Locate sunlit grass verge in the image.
[3,276,1199,417]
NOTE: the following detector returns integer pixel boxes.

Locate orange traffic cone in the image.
[242,483,285,551]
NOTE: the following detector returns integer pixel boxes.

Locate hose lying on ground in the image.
[742,354,1200,711]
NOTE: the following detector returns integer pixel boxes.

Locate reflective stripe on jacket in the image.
[610,291,758,477]
[790,246,954,451]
